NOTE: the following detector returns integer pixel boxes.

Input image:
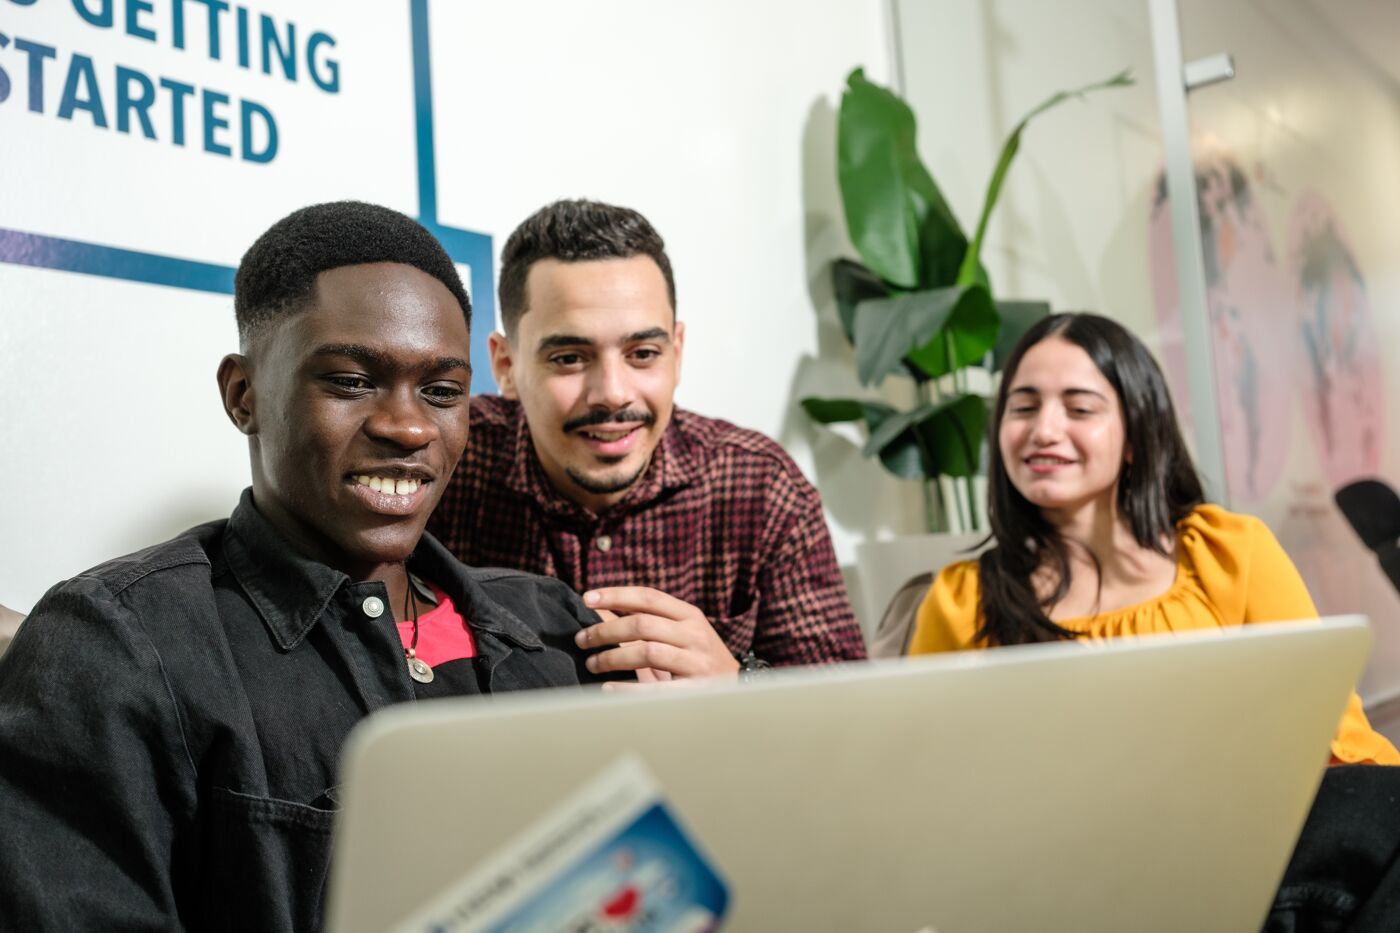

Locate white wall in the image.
[427,0,921,572]
[0,0,893,610]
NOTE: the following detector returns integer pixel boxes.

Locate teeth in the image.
[354,475,421,496]
[583,429,631,441]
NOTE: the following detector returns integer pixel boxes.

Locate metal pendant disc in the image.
[408,657,435,684]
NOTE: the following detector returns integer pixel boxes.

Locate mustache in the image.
[563,409,656,433]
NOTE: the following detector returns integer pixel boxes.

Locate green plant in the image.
[802,66,1133,532]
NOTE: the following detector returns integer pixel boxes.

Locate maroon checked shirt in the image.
[427,396,867,666]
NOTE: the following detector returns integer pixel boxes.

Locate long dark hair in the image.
[975,313,1205,646]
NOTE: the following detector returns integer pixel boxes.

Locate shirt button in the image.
[595,535,613,553]
[361,596,385,618]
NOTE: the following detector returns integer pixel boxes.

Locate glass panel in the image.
[1176,0,1400,701]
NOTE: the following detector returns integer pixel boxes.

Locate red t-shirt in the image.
[394,585,475,667]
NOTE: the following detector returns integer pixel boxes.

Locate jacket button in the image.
[595,534,613,552]
[361,596,385,618]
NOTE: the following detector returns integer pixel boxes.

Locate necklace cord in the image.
[403,569,421,659]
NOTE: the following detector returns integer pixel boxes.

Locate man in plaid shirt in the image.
[428,199,867,678]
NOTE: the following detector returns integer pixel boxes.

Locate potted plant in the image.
[803,66,1131,626]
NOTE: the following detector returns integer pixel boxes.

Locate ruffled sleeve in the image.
[1178,504,1318,624]
[1181,505,1397,765]
[908,560,982,655]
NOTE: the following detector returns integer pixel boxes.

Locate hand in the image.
[0,604,24,641]
[589,608,672,685]
[575,587,741,683]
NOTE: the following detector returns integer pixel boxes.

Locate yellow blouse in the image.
[909,504,1399,765]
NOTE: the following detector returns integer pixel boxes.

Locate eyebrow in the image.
[311,342,470,375]
[536,327,672,354]
[1007,386,1109,400]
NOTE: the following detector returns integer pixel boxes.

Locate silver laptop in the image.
[327,617,1371,933]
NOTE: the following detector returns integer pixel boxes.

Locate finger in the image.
[582,586,695,621]
[575,613,693,651]
[586,641,705,678]
[621,645,669,684]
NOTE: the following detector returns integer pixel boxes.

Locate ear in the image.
[672,319,685,384]
[488,331,518,399]
[217,354,257,435]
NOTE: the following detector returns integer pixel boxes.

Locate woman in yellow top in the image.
[909,312,1397,766]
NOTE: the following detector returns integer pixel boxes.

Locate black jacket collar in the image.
[223,489,544,653]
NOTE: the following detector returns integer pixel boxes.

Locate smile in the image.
[578,427,638,443]
[346,472,431,516]
[573,423,645,458]
[1025,455,1075,474]
[354,474,422,495]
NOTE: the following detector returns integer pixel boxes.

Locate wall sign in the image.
[0,0,496,391]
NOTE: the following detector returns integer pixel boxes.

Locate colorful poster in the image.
[1149,147,1294,501]
[1288,191,1385,489]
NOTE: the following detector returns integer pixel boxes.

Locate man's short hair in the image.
[234,201,470,342]
[497,199,676,337]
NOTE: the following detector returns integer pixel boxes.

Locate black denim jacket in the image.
[0,491,602,931]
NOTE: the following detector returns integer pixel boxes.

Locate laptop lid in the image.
[328,617,1370,932]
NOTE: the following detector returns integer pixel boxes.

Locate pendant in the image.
[408,656,435,684]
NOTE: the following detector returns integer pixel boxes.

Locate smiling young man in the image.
[428,199,866,675]
[0,202,605,931]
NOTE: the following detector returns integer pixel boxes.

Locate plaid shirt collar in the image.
[500,406,700,521]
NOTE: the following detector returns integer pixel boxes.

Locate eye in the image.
[324,374,372,394]
[548,352,587,370]
[1008,404,1037,415]
[629,346,662,364]
[422,383,466,406]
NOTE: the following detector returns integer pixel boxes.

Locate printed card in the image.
[394,756,729,933]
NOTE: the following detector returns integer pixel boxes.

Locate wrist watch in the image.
[736,650,772,682]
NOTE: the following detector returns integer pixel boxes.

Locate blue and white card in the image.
[396,756,729,933]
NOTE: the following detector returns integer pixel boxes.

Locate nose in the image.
[363,387,438,451]
[584,353,633,412]
[1028,404,1065,445]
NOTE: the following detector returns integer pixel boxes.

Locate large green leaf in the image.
[904,284,999,379]
[845,281,998,386]
[917,200,972,290]
[861,394,988,479]
[862,403,926,477]
[957,68,1134,287]
[838,68,967,289]
[831,259,888,344]
[801,397,924,477]
[852,286,976,386]
[872,426,930,478]
[800,396,878,424]
[916,394,988,477]
[991,300,1052,371]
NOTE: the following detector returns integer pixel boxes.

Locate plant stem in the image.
[923,478,946,534]
[914,380,947,533]
[954,477,969,533]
